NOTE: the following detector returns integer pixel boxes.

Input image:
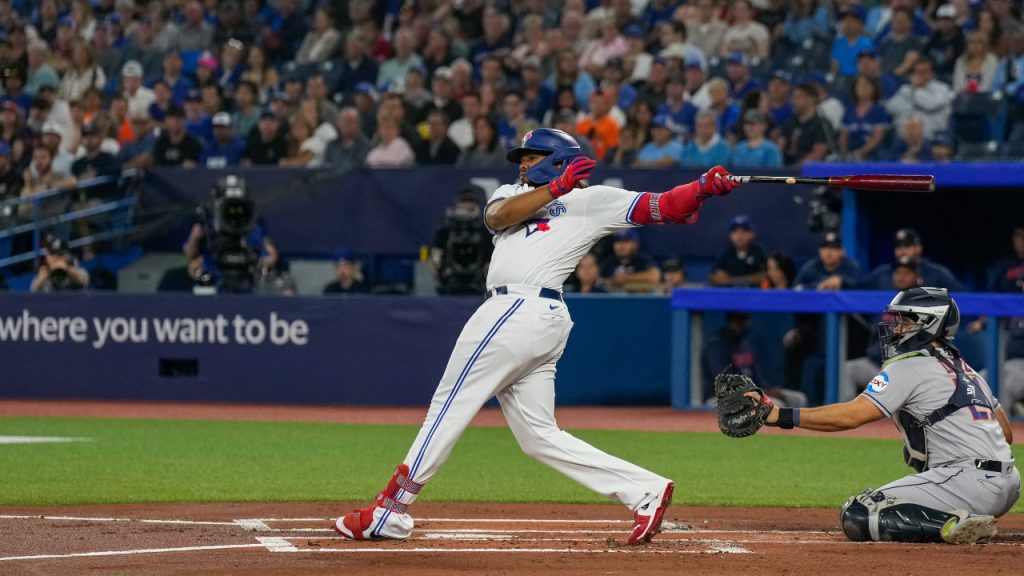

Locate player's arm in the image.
[760,395,885,432]
[995,406,1013,445]
[485,156,596,231]
[629,165,738,226]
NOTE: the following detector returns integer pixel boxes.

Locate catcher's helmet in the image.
[506,128,583,185]
[878,287,960,361]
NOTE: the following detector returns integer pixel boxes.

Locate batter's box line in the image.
[254,537,753,555]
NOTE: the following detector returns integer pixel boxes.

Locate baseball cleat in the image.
[333,504,414,541]
[627,481,674,545]
[940,511,997,545]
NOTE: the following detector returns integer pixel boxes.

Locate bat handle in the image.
[727,175,751,184]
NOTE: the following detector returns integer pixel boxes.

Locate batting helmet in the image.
[506,128,583,185]
[878,287,960,361]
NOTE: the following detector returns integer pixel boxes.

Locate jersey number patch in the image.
[968,406,993,421]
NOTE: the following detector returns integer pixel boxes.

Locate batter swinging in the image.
[333,128,739,544]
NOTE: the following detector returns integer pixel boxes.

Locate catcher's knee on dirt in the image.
[840,490,957,543]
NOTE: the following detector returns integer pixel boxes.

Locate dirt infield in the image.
[2,502,1023,576]
[2,400,1022,575]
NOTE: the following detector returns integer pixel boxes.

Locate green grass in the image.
[0,416,1020,512]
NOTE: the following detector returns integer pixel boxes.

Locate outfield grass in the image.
[0,416,1020,512]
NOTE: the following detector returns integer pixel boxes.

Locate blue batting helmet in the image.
[506,128,583,185]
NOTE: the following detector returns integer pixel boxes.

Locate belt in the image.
[486,285,563,302]
[975,459,1013,474]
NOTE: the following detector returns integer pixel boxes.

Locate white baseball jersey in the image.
[485,183,645,290]
[862,348,1013,468]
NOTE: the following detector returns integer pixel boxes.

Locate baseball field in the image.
[1,400,1021,575]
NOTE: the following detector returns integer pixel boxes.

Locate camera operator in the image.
[430,185,493,295]
[30,236,89,292]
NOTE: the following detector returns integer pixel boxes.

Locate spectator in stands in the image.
[888,114,935,162]
[686,0,728,58]
[763,252,797,288]
[194,52,220,90]
[323,249,368,295]
[456,116,506,168]
[259,0,306,62]
[606,125,640,167]
[497,90,539,152]
[657,73,698,139]
[660,257,687,294]
[175,1,214,52]
[214,1,255,47]
[579,17,628,77]
[183,90,213,144]
[794,231,861,290]
[120,60,153,120]
[118,111,157,168]
[780,0,831,54]
[71,121,120,180]
[877,7,924,83]
[634,114,683,168]
[415,110,460,165]
[279,115,325,167]
[705,77,741,136]
[216,39,246,99]
[709,215,767,287]
[720,0,770,60]
[840,74,891,161]
[805,72,844,132]
[521,58,555,125]
[577,90,620,161]
[199,113,245,168]
[377,27,423,90]
[18,145,76,223]
[157,251,204,293]
[953,31,999,93]
[600,229,661,293]
[679,110,730,167]
[40,120,74,175]
[58,41,106,104]
[831,5,874,78]
[153,50,194,106]
[765,71,794,129]
[336,30,378,95]
[153,104,202,167]
[324,107,371,173]
[731,109,783,168]
[31,236,88,293]
[447,91,480,151]
[25,40,61,97]
[637,57,669,111]
[230,81,260,140]
[365,114,414,168]
[295,7,341,65]
[0,142,24,218]
[843,255,922,400]
[860,228,964,290]
[627,100,655,150]
[777,82,834,166]
[552,109,599,160]
[0,103,28,166]
[623,24,654,85]
[855,49,900,99]
[239,45,279,100]
[424,67,461,126]
[923,4,966,82]
[2,67,31,117]
[92,21,120,82]
[724,52,763,101]
[564,252,610,294]
[550,48,598,111]
[402,67,433,124]
[242,110,288,165]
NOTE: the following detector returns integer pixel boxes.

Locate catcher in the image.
[716,287,1020,544]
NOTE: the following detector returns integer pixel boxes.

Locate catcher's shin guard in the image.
[333,464,423,541]
[840,490,962,543]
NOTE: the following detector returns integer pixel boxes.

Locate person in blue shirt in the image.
[859,228,965,291]
[634,114,684,168]
[794,231,862,290]
[766,71,794,128]
[730,109,782,168]
[679,109,730,167]
[656,74,698,139]
[724,52,764,101]
[183,89,213,143]
[831,6,875,77]
[148,50,194,105]
[839,74,891,160]
[200,112,246,168]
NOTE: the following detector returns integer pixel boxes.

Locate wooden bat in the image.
[727,174,936,193]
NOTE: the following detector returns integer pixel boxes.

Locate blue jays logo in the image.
[521,132,533,146]
[547,200,566,217]
[867,372,889,394]
[525,218,551,237]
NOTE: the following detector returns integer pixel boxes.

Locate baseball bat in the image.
[728,174,935,193]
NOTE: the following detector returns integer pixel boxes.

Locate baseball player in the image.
[753,287,1019,544]
[333,128,739,544]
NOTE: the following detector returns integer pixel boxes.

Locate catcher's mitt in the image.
[714,370,774,438]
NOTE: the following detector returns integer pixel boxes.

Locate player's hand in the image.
[549,156,596,199]
[698,165,738,196]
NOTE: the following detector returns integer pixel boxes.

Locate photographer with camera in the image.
[30,236,89,292]
[430,185,493,295]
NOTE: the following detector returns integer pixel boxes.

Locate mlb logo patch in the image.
[867,372,889,394]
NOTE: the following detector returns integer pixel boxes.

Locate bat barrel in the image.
[827,174,935,192]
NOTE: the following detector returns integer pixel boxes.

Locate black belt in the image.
[487,286,563,302]
[975,459,1007,473]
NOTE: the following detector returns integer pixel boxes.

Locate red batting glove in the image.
[548,156,597,198]
[698,165,738,196]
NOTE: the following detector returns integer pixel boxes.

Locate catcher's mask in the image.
[878,287,960,361]
[506,128,583,186]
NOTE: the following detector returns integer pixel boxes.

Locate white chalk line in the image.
[263,517,633,524]
[0,514,236,526]
[0,435,91,445]
[234,519,272,532]
[0,543,266,562]
[256,546,751,555]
